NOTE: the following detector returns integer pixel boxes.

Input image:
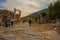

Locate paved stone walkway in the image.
[0,22,60,40]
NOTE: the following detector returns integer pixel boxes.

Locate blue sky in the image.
[0,0,7,2]
[0,0,57,17]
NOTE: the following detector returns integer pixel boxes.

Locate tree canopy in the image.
[47,0,60,20]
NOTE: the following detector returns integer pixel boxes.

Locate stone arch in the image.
[14,8,21,21]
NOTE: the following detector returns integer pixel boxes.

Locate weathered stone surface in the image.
[0,23,60,40]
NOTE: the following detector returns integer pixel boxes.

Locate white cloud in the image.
[2,0,57,17]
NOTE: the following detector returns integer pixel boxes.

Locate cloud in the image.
[0,0,57,17]
[0,0,7,9]
[0,5,4,8]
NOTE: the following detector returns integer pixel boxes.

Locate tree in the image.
[47,0,60,20]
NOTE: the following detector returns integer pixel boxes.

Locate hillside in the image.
[26,8,48,18]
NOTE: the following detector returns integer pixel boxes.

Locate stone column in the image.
[38,12,43,24]
[14,8,16,13]
[17,9,21,21]
[40,13,43,24]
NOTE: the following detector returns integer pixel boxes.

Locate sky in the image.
[0,0,57,17]
[0,0,6,2]
[0,0,6,8]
